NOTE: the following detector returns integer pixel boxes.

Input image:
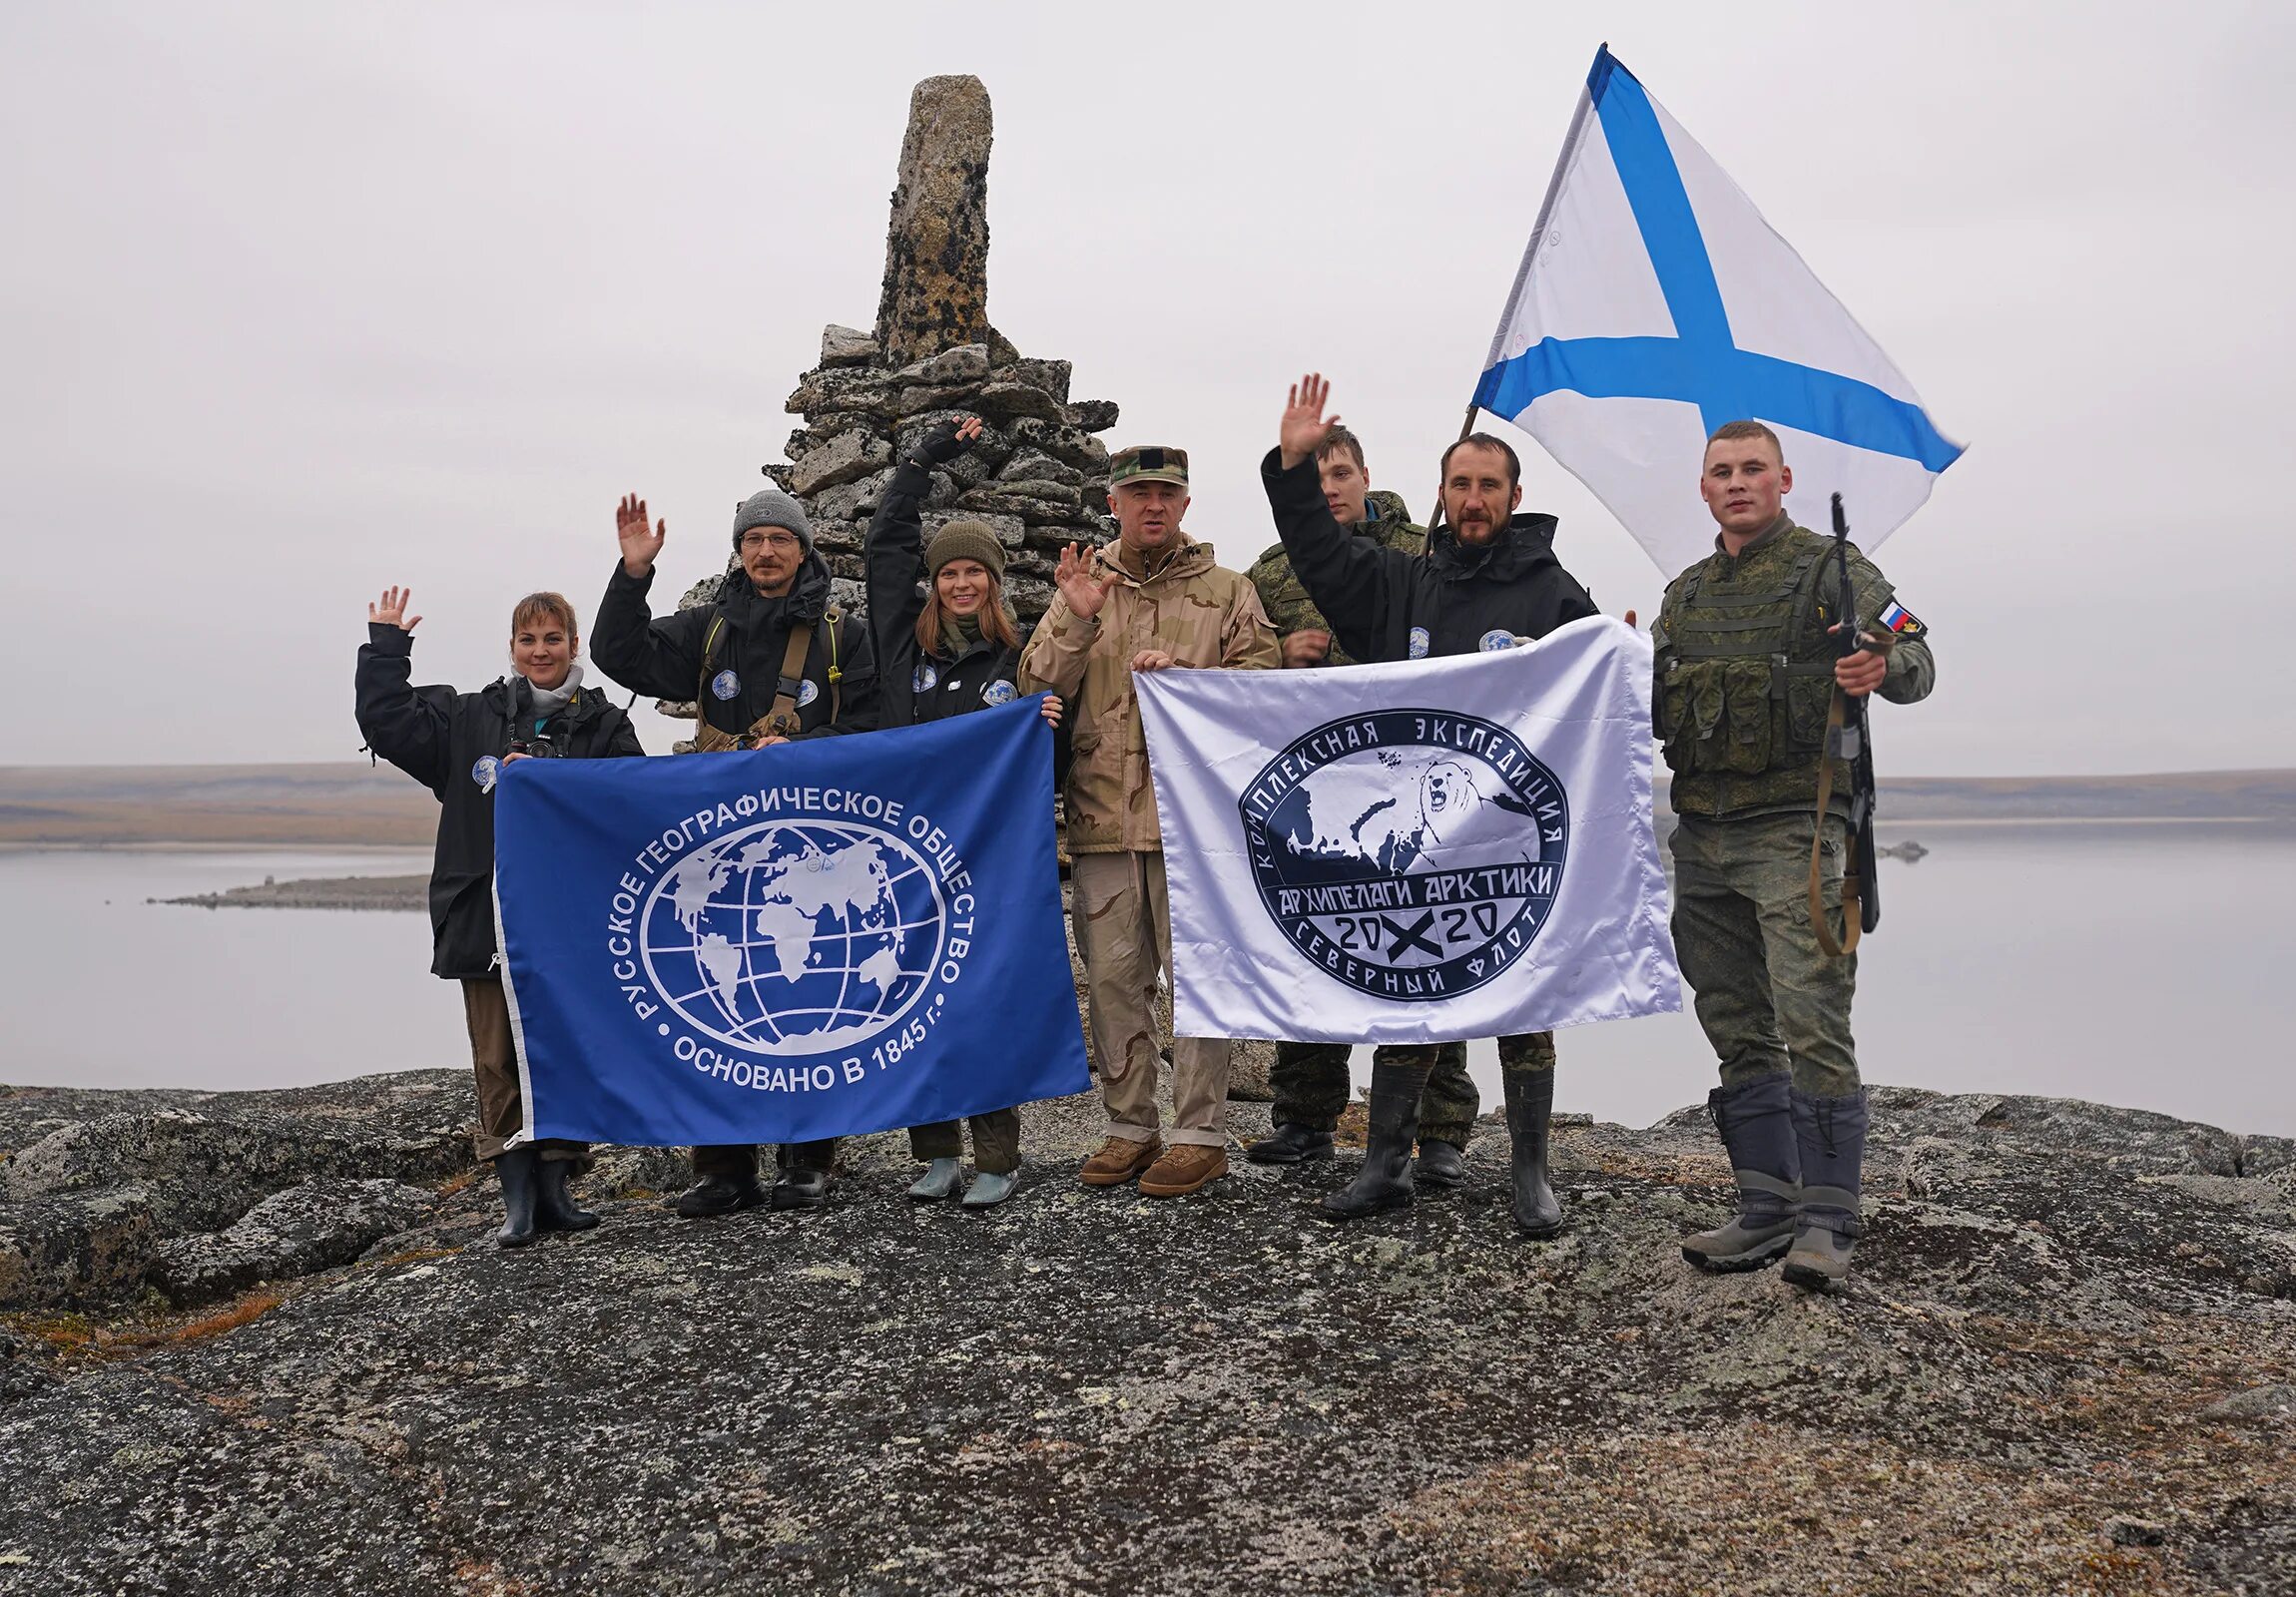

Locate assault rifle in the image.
[1811,493,1881,955]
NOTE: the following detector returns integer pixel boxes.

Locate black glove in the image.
[913,421,972,469]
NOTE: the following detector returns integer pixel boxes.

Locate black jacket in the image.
[1261,448,1598,663]
[864,459,1024,727]
[591,551,880,740]
[354,626,644,980]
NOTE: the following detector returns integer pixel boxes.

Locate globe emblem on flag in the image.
[1239,711,1569,1001]
[639,819,946,1054]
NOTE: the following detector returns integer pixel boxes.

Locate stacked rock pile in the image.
[658,74,1119,727]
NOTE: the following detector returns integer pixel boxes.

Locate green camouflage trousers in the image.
[1270,1036,1553,1146]
[1670,811,1861,1099]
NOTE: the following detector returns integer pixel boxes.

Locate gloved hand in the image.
[914,415,983,469]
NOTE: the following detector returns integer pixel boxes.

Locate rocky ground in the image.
[2,1072,2292,1595]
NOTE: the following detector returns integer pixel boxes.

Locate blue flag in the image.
[493,700,1088,1147]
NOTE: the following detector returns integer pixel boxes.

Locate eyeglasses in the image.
[739,531,800,551]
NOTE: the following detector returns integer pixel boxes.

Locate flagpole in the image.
[1427,402,1479,531]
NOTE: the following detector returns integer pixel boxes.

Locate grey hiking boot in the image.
[1781,1087,1868,1292]
[1682,1072,1801,1274]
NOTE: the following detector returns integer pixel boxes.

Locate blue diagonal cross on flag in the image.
[1473,45,1965,575]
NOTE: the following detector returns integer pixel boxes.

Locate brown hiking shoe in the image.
[1079,1136,1161,1187]
[1139,1144,1229,1199]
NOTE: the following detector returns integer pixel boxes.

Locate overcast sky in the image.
[5,2,2291,774]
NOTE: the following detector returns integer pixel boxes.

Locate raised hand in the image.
[617,493,666,577]
[1279,373,1340,470]
[1053,542,1121,622]
[368,585,421,633]
[916,415,982,468]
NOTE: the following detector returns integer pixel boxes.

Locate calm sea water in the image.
[3,826,2291,1137]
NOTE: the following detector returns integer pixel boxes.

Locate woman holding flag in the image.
[865,416,1062,1209]
[354,586,644,1248]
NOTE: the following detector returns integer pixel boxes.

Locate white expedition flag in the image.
[1137,618,1680,1045]
[1473,45,1965,577]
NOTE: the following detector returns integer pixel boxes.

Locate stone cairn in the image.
[660,74,1118,735]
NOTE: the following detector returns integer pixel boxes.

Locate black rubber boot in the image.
[1783,1088,1868,1291]
[1682,1072,1801,1273]
[494,1148,539,1249]
[1248,1123,1336,1165]
[534,1157,599,1234]
[1415,1139,1467,1189]
[1502,1070,1563,1239]
[1321,1060,1428,1222]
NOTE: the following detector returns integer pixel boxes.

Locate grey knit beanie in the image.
[732,488,813,551]
[925,519,1005,581]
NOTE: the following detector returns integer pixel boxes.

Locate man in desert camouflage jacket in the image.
[1019,444,1279,1199]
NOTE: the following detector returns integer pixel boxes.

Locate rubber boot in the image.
[1321,1060,1427,1222]
[533,1156,599,1234]
[1415,1139,1467,1190]
[494,1148,539,1249]
[1502,1070,1562,1239]
[1248,1123,1335,1165]
[960,1170,1018,1209]
[1782,1087,1868,1292]
[908,1158,964,1202]
[1682,1072,1801,1273]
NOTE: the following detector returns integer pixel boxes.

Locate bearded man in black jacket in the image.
[1261,373,1602,1237]
[356,586,645,1249]
[591,485,881,1220]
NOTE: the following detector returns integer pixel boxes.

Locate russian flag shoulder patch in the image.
[1877,599,1925,637]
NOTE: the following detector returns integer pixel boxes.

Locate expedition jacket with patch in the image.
[865,458,1025,727]
[591,550,879,742]
[1017,537,1278,854]
[1246,487,1426,668]
[1260,449,1599,665]
[1652,514,1934,820]
[354,627,644,980]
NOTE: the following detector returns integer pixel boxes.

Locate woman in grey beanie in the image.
[864,415,1062,1208]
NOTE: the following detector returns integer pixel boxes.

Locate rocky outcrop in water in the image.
[2,1071,2293,1593]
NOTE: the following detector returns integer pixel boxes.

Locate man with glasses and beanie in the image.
[591,483,881,1219]
[1019,443,1279,1198]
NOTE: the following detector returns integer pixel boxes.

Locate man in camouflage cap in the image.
[1661,421,1935,1291]
[1019,444,1279,1198]
[1243,425,1478,1186]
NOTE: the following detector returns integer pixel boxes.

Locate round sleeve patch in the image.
[710,669,740,701]
[1408,627,1431,660]
[913,662,938,694]
[470,756,501,794]
[796,679,821,709]
[982,680,1017,707]
[1478,629,1518,652]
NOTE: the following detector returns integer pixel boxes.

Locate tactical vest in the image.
[1654,528,1845,815]
[691,605,844,753]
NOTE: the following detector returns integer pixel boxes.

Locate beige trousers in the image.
[460,976,590,1166]
[1069,849,1230,1148]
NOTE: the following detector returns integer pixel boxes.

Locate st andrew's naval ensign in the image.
[1242,711,1568,1001]
[1139,618,1681,1046]
[492,703,1088,1149]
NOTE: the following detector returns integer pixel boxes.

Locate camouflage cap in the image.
[1108,444,1190,489]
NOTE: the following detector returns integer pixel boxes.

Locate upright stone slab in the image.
[874,76,1006,368]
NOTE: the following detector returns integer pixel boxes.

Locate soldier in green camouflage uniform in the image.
[1656,421,1934,1291]
[1242,427,1477,1183]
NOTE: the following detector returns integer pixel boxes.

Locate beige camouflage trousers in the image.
[1070,849,1231,1149]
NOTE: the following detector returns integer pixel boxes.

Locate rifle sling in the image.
[1809,686,1863,957]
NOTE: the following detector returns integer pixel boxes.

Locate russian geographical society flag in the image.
[1474,45,1965,576]
[491,701,1088,1147]
[1136,619,1680,1044]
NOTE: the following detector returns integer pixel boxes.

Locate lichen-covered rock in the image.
[873,76,1001,369]
[789,430,891,498]
[0,1072,470,1310]
[2,1084,2293,1595]
[148,1179,437,1308]
[819,323,878,367]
